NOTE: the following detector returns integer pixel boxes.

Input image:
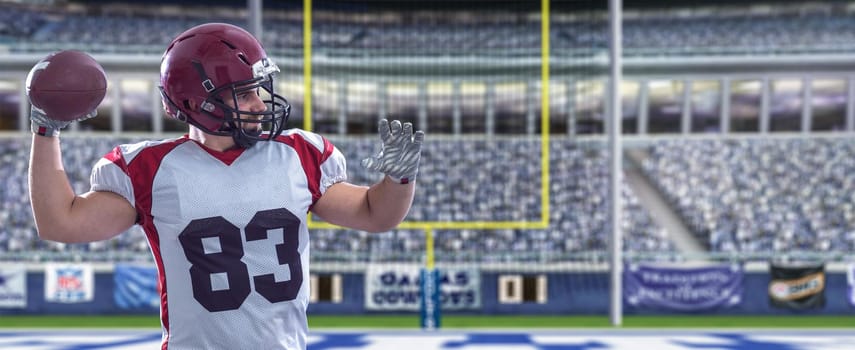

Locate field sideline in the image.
[0,315,851,329]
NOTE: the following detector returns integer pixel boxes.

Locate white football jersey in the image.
[90,130,347,350]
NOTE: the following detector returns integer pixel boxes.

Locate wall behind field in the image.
[0,271,851,316]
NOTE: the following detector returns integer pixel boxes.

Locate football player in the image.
[28,23,423,349]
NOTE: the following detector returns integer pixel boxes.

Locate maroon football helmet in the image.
[159,23,290,148]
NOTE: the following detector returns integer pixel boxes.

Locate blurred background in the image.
[0,0,853,328]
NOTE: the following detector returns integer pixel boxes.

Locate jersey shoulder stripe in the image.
[102,137,187,166]
[278,129,327,152]
[97,137,191,209]
[274,129,337,204]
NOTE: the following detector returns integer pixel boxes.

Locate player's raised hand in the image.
[28,105,98,137]
[361,119,425,184]
[26,50,106,137]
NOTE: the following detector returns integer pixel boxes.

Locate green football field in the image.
[0,315,851,329]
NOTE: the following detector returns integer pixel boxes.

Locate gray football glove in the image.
[29,105,97,137]
[361,119,424,184]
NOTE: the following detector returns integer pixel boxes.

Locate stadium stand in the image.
[0,135,670,263]
[641,137,855,256]
[4,2,855,56]
[0,0,851,265]
[0,6,47,43]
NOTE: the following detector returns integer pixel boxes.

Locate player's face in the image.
[222,87,266,132]
[223,87,265,112]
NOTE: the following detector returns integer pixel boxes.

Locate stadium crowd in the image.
[2,2,855,56]
[12,135,855,262]
[642,137,855,255]
[2,1,853,265]
[0,136,670,263]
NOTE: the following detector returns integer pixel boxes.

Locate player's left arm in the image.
[312,119,423,233]
[313,179,414,233]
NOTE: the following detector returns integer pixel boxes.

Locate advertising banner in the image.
[769,263,825,310]
[365,264,480,311]
[624,263,743,311]
[44,263,94,303]
[114,264,159,311]
[0,264,26,308]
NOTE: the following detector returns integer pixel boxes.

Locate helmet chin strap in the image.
[217,111,263,148]
[231,125,262,149]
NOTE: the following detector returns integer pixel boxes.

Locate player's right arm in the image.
[29,134,137,243]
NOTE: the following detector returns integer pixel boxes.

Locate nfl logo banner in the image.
[0,264,27,308]
[45,263,94,303]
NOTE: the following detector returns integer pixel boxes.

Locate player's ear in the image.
[181,99,202,113]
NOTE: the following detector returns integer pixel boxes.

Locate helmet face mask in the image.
[159,23,291,148]
[205,73,291,148]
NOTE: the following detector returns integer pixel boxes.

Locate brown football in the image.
[26,50,107,121]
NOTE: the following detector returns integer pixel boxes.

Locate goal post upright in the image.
[540,0,551,227]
